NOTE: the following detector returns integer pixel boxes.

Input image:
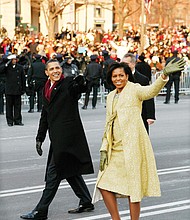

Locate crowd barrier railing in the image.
[152,67,190,95]
[22,68,190,105]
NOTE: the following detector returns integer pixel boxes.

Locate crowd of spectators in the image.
[0,25,190,111]
[1,25,190,69]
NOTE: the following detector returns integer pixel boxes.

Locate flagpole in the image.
[140,0,145,54]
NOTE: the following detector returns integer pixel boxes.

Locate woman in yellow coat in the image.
[92,60,185,220]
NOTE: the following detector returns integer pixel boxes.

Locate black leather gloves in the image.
[5,60,11,67]
[73,75,85,86]
[36,141,43,156]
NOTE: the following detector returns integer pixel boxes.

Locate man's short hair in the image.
[122,53,136,64]
[45,59,60,70]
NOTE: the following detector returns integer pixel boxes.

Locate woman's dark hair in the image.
[106,62,134,87]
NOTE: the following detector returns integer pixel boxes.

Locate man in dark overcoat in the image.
[82,55,103,109]
[27,54,47,112]
[122,53,155,134]
[135,53,152,82]
[20,59,94,220]
[102,50,115,92]
[0,55,6,115]
[0,54,25,126]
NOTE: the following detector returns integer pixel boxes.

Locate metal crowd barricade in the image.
[152,66,190,95]
[22,68,190,106]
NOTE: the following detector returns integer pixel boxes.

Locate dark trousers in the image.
[29,82,44,111]
[29,90,43,111]
[0,93,4,114]
[165,76,180,103]
[0,81,5,114]
[84,81,99,108]
[5,94,22,124]
[35,156,92,214]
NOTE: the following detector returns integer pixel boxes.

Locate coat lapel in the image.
[43,80,63,106]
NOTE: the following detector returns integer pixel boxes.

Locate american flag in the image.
[145,0,154,14]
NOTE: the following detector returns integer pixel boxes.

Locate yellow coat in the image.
[92,76,168,203]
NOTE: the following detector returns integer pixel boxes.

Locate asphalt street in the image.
[0,95,190,220]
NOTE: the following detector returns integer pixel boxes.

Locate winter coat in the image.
[84,61,102,85]
[0,63,26,95]
[36,77,94,179]
[92,76,168,203]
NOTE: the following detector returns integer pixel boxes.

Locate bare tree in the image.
[95,0,140,38]
[31,0,73,39]
[148,0,184,27]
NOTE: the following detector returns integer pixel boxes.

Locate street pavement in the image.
[0,95,190,220]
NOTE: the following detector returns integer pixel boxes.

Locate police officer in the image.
[62,56,79,78]
[0,54,26,126]
[102,50,115,92]
[27,54,47,112]
[82,55,103,109]
[0,55,6,115]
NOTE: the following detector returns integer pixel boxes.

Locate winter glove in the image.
[99,150,108,172]
[163,58,186,76]
[5,60,11,67]
[73,74,85,86]
[36,141,43,156]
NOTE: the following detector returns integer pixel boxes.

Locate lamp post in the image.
[0,0,2,30]
[85,0,88,32]
[140,0,145,54]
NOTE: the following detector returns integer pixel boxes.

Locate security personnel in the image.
[27,54,47,112]
[0,54,26,126]
[62,56,79,78]
[0,55,6,115]
[102,50,115,92]
[82,55,103,109]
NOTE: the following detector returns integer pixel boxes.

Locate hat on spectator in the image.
[34,54,41,59]
[7,54,17,60]
[102,50,109,56]
[90,55,97,60]
[138,55,145,62]
[56,54,63,59]
[65,56,72,60]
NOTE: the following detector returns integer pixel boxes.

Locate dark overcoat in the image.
[0,63,26,95]
[36,77,94,179]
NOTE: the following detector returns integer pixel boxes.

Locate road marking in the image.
[0,166,189,198]
[0,135,34,140]
[71,200,190,220]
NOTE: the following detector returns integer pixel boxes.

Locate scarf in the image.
[44,74,64,102]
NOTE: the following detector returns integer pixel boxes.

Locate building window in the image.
[95,7,102,18]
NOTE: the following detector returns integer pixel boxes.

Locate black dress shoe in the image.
[28,109,34,113]
[15,122,24,126]
[175,100,178,104]
[8,123,13,127]
[163,101,169,104]
[20,210,47,220]
[68,204,94,214]
[82,106,87,110]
